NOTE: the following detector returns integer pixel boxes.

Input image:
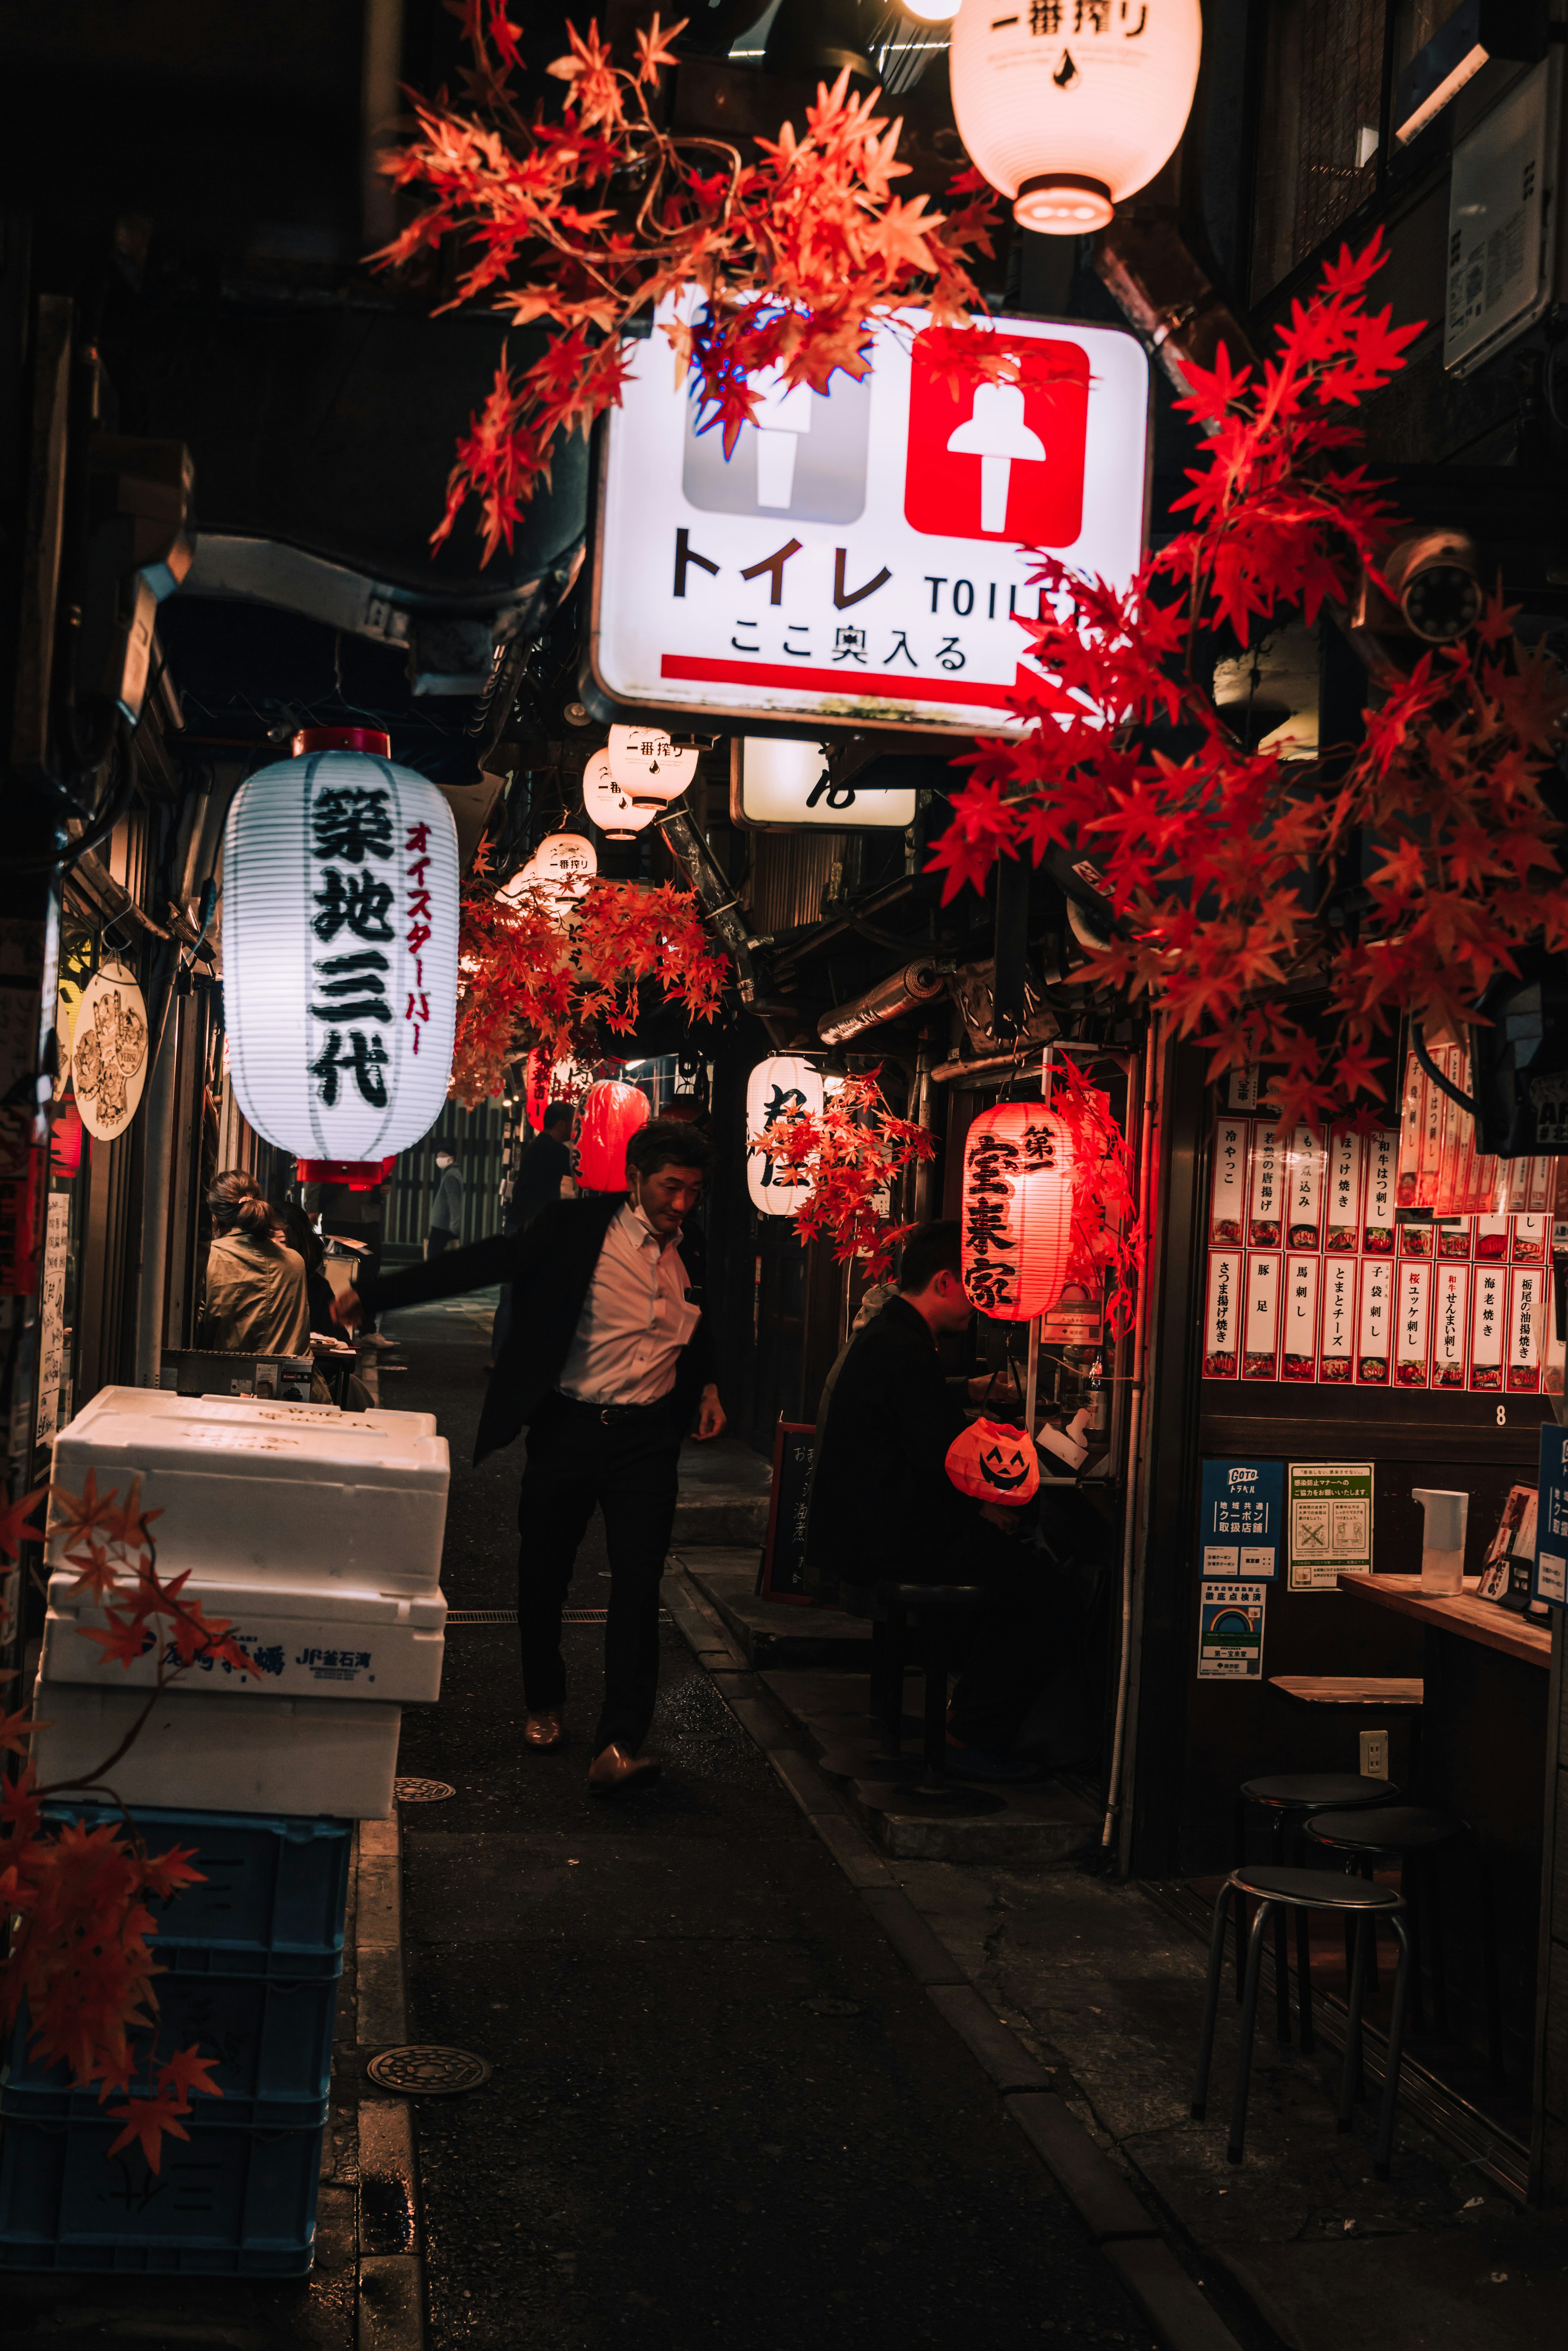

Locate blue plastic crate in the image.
[42,1806,352,1974]
[0,2111,322,2275]
[5,1966,339,2129]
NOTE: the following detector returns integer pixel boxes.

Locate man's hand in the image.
[330,1289,364,1334]
[967,1362,1019,1406]
[695,1384,726,1440]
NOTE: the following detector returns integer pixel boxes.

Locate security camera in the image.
[1382,530,1483,643]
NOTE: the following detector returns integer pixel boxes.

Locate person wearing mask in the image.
[806,1219,1046,1781]
[428,1149,464,1257]
[490,1103,576,1365]
[332,1119,725,1796]
[202,1171,311,1356]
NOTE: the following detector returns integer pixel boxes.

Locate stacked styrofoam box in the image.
[34,1388,451,1821]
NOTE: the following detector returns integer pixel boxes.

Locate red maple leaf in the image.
[105,2089,193,2171]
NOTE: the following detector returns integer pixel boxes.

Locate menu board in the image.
[1206,1112,1561,1394]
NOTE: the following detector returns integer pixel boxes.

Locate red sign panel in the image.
[903,330,1091,547]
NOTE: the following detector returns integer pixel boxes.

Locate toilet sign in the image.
[591,302,1150,739]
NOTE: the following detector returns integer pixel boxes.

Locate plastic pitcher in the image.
[1412,1488,1468,1594]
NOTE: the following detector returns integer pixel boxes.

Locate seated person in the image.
[202,1171,311,1355]
[806,1219,1050,1781]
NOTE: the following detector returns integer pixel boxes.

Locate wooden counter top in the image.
[1337,1573,1553,1668]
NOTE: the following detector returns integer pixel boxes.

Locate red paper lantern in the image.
[575,1080,650,1192]
[525,1048,586,1134]
[960,1101,1076,1321]
[945,1417,1040,1507]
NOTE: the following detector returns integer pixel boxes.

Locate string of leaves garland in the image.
[1050,1054,1141,1341]
[751,1071,935,1279]
[453,866,728,1105]
[0,1476,262,2170]
[928,234,1568,1132]
[379,4,1004,561]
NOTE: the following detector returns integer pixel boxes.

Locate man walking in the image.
[334,1119,724,1795]
[427,1148,464,1257]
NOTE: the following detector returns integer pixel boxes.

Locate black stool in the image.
[871,1581,986,1798]
[1236,1774,1400,2049]
[1305,1806,1504,2076]
[1193,1865,1412,2175]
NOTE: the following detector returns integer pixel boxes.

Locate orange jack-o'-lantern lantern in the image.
[944,1417,1040,1507]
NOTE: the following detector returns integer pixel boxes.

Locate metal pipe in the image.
[1101,1011,1162,1854]
[656,802,761,1003]
[929,1042,1131,1085]
[816,958,948,1047]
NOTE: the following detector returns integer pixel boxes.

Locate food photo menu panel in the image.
[1204,1112,1564,1395]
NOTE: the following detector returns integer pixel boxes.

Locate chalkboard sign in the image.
[757,1420,817,1603]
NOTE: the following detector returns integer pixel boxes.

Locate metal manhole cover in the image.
[394,1778,455,1803]
[366,2045,493,2096]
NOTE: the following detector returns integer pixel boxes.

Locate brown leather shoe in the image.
[523,1711,563,1752]
[587,1743,661,1796]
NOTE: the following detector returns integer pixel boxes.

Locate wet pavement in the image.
[383,1304,1165,2350]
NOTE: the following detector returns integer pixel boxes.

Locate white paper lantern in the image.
[746,1054,824,1215]
[501,831,597,919]
[950,0,1202,234]
[606,724,698,805]
[583,749,658,840]
[221,728,459,1168]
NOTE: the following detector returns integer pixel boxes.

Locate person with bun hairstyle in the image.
[202,1169,312,1357]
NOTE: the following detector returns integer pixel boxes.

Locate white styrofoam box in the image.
[30,1675,401,1820]
[42,1571,445,1703]
[49,1386,449,1595]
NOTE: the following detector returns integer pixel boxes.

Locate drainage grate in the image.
[365,2045,493,2096]
[394,1777,455,1803]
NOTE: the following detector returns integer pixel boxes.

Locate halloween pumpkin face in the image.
[944,1417,1040,1507]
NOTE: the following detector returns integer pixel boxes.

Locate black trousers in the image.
[428,1227,457,1257]
[942,1524,1057,1756]
[515,1393,682,1755]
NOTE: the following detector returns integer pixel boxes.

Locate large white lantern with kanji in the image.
[221,726,460,1175]
[746,1054,824,1215]
[951,0,1202,235]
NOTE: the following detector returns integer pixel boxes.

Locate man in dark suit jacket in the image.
[490,1102,576,1365]
[334,1118,724,1795]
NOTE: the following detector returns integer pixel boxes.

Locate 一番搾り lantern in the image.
[221,727,459,1174]
[575,1079,650,1192]
[945,1417,1040,1506]
[960,1101,1076,1320]
[950,0,1202,234]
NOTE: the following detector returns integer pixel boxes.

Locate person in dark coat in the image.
[428,1149,464,1256]
[806,1219,1047,1778]
[490,1103,575,1364]
[333,1119,724,1796]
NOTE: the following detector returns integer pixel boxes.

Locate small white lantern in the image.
[501,831,597,920]
[221,726,459,1172]
[950,0,1202,234]
[583,749,658,841]
[746,1054,824,1215]
[606,724,699,805]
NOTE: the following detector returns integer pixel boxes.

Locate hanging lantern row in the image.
[745,1054,824,1216]
[581,727,699,841]
[950,0,1202,236]
[960,1100,1076,1321]
[575,1079,650,1192]
[222,726,459,1179]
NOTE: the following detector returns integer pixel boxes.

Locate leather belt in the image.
[552,1389,673,1425]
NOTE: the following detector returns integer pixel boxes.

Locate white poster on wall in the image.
[35,1192,70,1446]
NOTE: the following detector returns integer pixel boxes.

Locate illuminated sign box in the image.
[590,304,1151,740]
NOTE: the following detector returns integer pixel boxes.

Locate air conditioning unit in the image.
[1445,57,1560,378]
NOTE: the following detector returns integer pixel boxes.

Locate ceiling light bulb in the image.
[900,0,962,23]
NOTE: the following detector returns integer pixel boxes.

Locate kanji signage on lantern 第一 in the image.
[1200,1460,1283,1581]
[591,304,1150,737]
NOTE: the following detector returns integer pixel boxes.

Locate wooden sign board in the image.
[757,1420,817,1604]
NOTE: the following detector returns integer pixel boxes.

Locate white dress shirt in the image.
[557,1201,701,1406]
